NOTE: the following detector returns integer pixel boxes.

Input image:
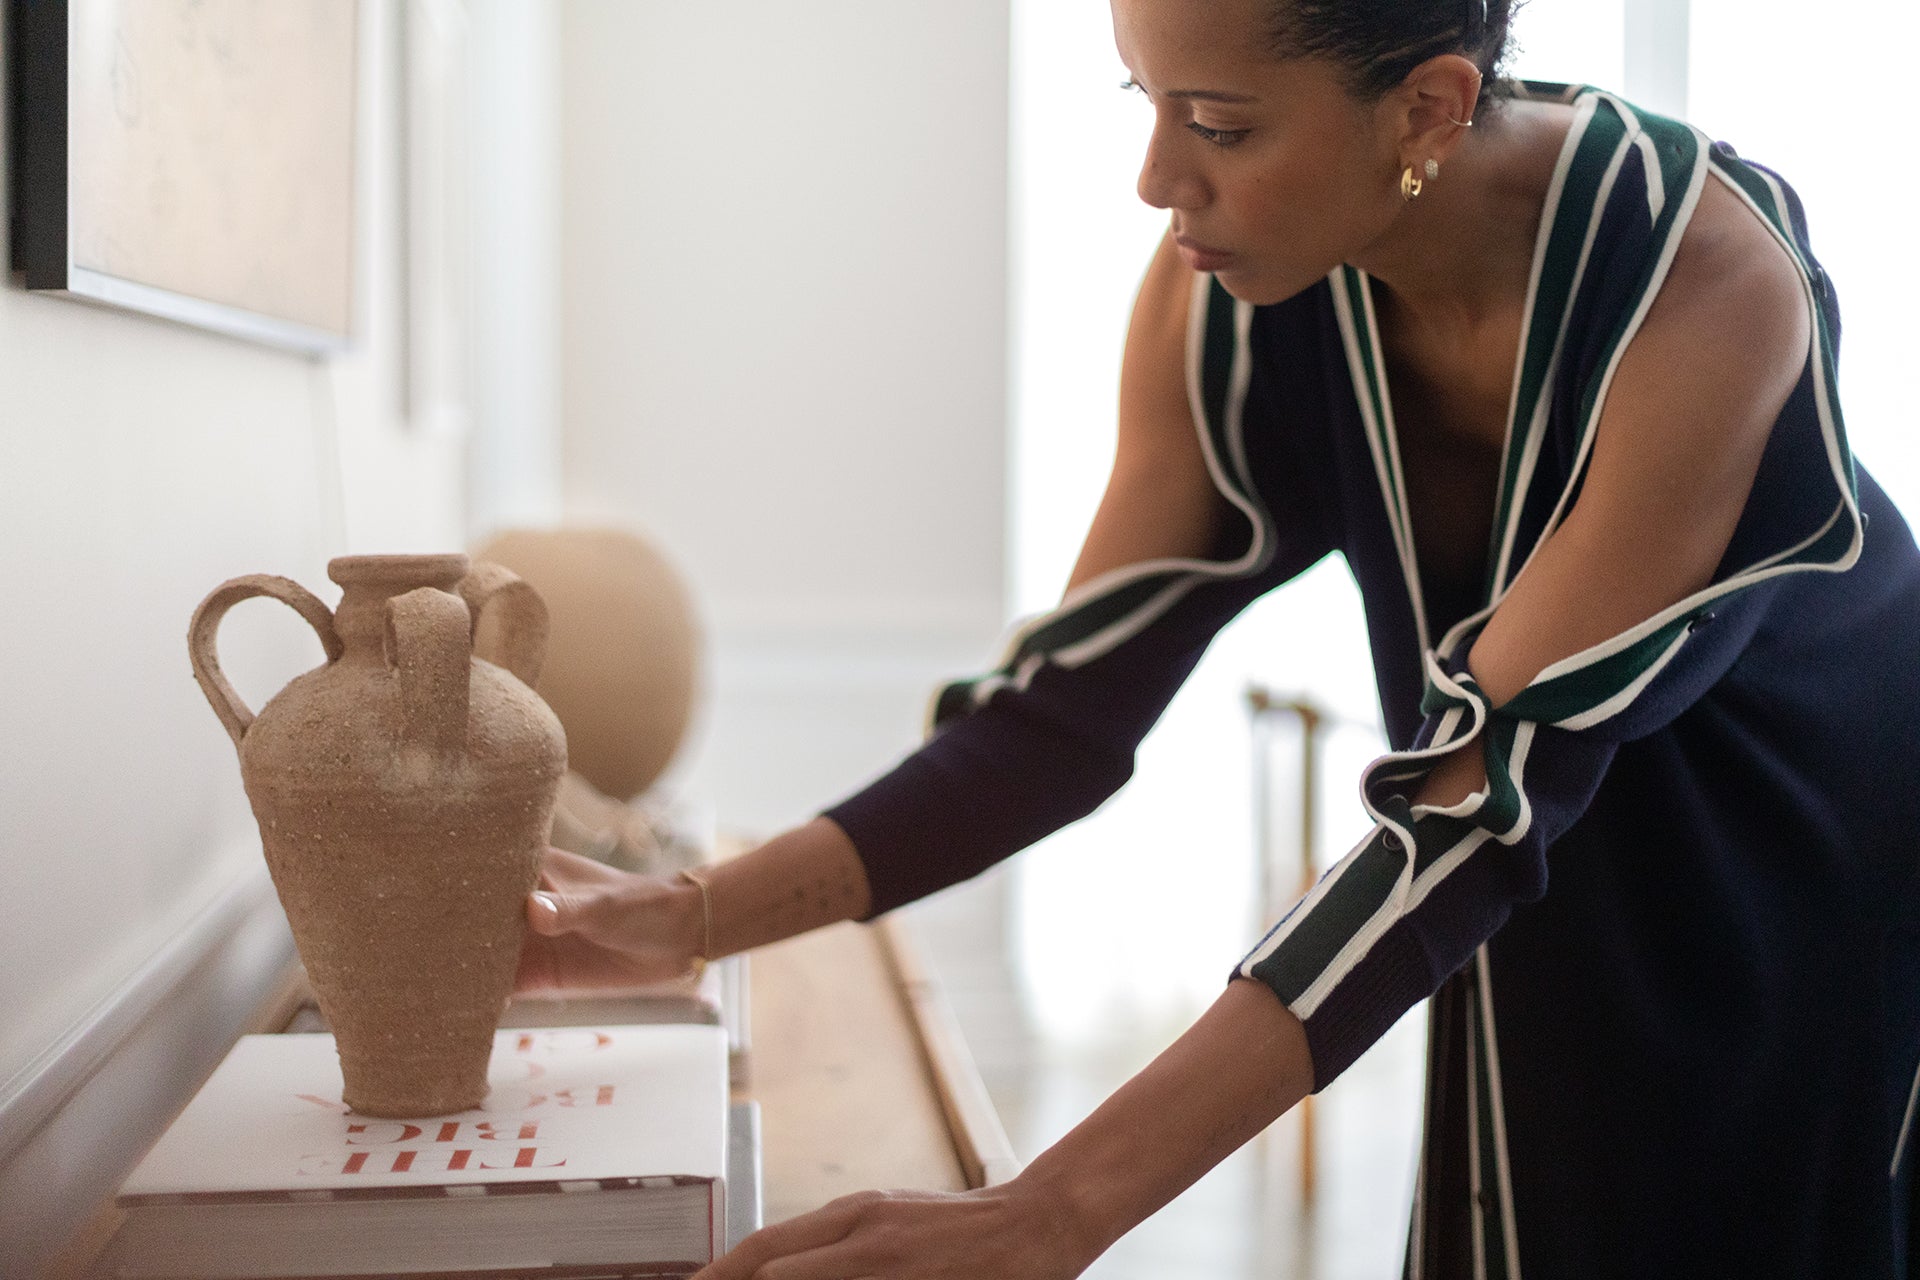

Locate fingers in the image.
[512,940,551,994]
[693,1248,872,1279]
[525,889,565,935]
[537,865,680,951]
[541,844,626,885]
[692,1194,877,1279]
[525,849,586,942]
[518,852,699,993]
[525,859,621,939]
[530,880,621,944]
[731,1249,877,1280]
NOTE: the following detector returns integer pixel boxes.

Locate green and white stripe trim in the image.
[1237,657,1540,1016]
[1245,82,1863,1276]
[1442,87,1860,717]
[1243,78,1862,1019]
[1403,947,1524,1280]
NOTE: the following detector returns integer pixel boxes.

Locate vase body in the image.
[189,554,566,1117]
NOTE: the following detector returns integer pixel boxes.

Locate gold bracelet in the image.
[678,867,714,979]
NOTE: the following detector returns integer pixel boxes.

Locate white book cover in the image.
[120,1025,728,1259]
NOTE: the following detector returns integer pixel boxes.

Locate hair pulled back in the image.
[1266,0,1519,112]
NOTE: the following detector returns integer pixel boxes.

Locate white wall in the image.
[0,2,464,1267]
[1687,0,1920,520]
[466,0,563,537]
[558,1,1013,831]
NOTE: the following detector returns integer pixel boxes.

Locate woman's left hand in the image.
[691,1181,1097,1280]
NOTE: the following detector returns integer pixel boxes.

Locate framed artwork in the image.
[10,0,361,354]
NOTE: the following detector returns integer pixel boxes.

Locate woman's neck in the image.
[1348,97,1575,342]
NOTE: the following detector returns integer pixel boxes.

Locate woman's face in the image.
[1113,0,1403,304]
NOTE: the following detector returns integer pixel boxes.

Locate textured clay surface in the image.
[191,554,567,1117]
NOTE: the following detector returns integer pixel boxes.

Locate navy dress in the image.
[826,84,1920,1276]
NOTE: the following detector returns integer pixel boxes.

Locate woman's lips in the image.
[1174,236,1233,272]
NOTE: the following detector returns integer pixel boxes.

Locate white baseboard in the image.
[0,866,293,1279]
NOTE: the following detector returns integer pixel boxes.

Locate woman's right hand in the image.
[514,847,704,995]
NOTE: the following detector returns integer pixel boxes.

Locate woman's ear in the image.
[1382,53,1483,172]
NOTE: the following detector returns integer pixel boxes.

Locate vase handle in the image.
[385,587,473,753]
[188,575,344,748]
[458,562,549,689]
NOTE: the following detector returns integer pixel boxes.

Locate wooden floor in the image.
[905,875,1426,1280]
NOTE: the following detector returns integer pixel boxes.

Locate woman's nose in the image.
[1137,129,1205,211]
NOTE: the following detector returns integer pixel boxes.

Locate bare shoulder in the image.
[1614,171,1811,440]
[1465,172,1818,701]
[1584,169,1812,510]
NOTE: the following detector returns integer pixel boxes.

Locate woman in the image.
[519,0,1920,1274]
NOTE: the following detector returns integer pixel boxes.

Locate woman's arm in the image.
[1415,172,1808,808]
[692,979,1311,1280]
[521,232,1232,988]
[516,818,868,992]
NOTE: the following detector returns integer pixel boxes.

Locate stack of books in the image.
[97,1023,747,1279]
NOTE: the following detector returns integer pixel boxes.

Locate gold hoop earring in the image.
[1401,166,1423,201]
[1451,71,1483,128]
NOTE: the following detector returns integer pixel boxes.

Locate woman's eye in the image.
[1187,121,1251,147]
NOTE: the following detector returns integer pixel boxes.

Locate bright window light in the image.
[1689,0,1920,518]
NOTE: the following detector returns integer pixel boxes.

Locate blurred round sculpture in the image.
[476,527,700,801]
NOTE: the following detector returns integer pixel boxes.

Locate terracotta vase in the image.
[475,528,699,802]
[189,555,567,1117]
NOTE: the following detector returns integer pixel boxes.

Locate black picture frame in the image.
[8,0,361,354]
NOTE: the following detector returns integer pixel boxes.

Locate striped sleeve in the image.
[1240,596,1772,1088]
[1237,113,1864,1090]
[827,276,1339,917]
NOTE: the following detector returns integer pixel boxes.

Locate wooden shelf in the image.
[749,918,1019,1224]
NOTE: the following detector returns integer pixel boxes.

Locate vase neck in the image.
[327,555,470,663]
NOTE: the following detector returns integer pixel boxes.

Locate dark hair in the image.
[1266,0,1520,112]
